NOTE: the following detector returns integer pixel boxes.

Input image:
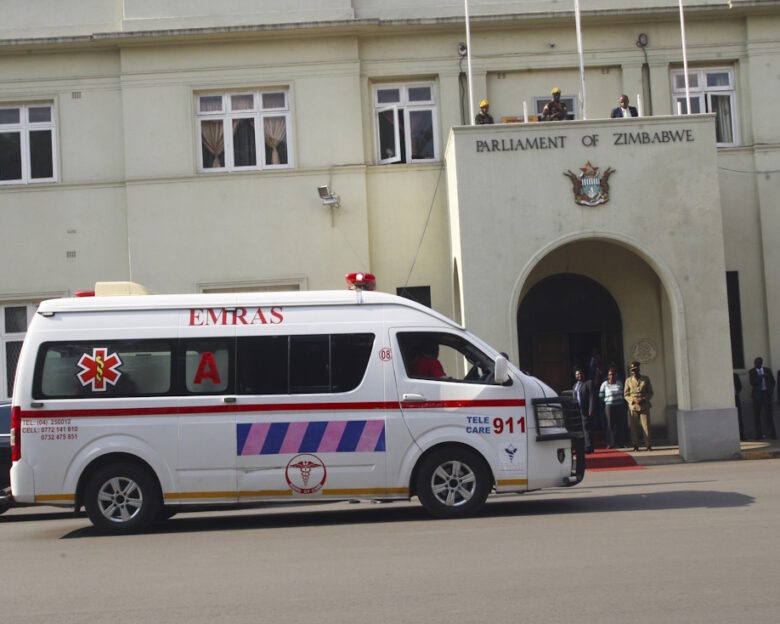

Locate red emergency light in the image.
[74,290,95,297]
[345,272,376,291]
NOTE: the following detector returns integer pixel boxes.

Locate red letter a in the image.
[193,352,222,385]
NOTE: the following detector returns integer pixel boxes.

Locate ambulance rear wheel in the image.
[84,463,160,534]
[416,448,490,518]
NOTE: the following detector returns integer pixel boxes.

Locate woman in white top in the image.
[598,366,626,448]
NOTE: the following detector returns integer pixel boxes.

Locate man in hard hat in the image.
[475,98,494,125]
[541,87,568,121]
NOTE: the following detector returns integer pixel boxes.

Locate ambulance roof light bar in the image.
[345,272,376,303]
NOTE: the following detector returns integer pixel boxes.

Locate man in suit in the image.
[573,367,595,453]
[748,357,776,439]
[610,94,638,118]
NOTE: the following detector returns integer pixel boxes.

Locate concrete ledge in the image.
[676,407,741,462]
[623,440,780,466]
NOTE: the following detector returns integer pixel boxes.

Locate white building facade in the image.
[1,1,779,460]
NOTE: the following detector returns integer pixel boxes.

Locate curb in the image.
[617,442,780,466]
[740,449,780,461]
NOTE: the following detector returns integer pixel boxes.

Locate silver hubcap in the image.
[97,476,143,524]
[430,460,476,507]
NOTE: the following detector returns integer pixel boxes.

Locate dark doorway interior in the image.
[518,273,624,393]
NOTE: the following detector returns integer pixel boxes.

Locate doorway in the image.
[518,274,623,393]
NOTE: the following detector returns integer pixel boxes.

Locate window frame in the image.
[397,331,499,385]
[0,102,57,186]
[237,333,376,396]
[1,303,37,400]
[372,81,439,164]
[195,89,293,173]
[533,95,578,121]
[33,339,177,400]
[670,67,738,146]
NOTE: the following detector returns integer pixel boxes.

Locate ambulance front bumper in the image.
[531,396,586,486]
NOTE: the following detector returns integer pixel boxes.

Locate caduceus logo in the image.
[285,454,327,494]
[77,348,123,391]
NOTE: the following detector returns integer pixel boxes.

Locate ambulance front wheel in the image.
[416,447,490,519]
[84,462,161,534]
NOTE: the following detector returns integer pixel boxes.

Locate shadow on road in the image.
[1,510,75,523]
[486,489,754,516]
[59,488,754,539]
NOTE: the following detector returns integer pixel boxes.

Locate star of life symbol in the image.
[77,348,123,392]
[564,161,615,207]
[285,454,327,494]
[504,444,518,463]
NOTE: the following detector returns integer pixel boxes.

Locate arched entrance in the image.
[517,273,623,393]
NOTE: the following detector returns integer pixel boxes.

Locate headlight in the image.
[535,403,566,429]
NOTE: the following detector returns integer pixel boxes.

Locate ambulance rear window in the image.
[34,340,174,399]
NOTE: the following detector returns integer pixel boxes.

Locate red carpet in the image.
[585,447,645,471]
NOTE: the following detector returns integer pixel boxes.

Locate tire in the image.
[416,447,491,519]
[84,463,160,534]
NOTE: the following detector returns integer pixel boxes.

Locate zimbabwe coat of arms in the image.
[564,161,615,206]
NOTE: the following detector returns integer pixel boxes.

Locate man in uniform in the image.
[624,361,654,451]
[541,87,568,121]
[475,99,494,125]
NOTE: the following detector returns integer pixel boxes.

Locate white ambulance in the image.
[9,276,584,533]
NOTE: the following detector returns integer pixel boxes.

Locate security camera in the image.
[317,185,340,208]
[457,42,467,57]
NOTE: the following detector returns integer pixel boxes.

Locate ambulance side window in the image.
[33,340,174,399]
[181,338,233,394]
[289,335,330,394]
[331,333,374,392]
[236,333,375,395]
[397,331,495,384]
[236,336,288,395]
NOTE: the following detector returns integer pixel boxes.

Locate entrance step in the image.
[585,448,643,471]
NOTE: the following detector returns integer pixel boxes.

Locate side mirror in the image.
[494,356,510,385]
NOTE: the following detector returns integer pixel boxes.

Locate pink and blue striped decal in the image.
[237,420,386,456]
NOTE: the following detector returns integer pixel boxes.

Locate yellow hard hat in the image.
[479,99,489,108]
[551,87,561,95]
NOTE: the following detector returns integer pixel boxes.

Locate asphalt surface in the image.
[2,458,779,623]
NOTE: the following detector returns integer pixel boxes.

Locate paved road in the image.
[1,460,778,623]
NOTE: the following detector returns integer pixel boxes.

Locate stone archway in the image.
[517,273,623,393]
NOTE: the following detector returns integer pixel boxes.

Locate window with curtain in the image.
[0,103,56,185]
[1,303,38,399]
[671,67,737,146]
[196,89,292,172]
[372,82,439,164]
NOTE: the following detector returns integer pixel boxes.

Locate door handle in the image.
[402,393,426,403]
[223,396,237,404]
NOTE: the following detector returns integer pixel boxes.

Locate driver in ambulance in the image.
[410,340,447,379]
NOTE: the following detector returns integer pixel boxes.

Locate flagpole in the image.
[574,0,587,120]
[465,0,475,125]
[678,0,692,114]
